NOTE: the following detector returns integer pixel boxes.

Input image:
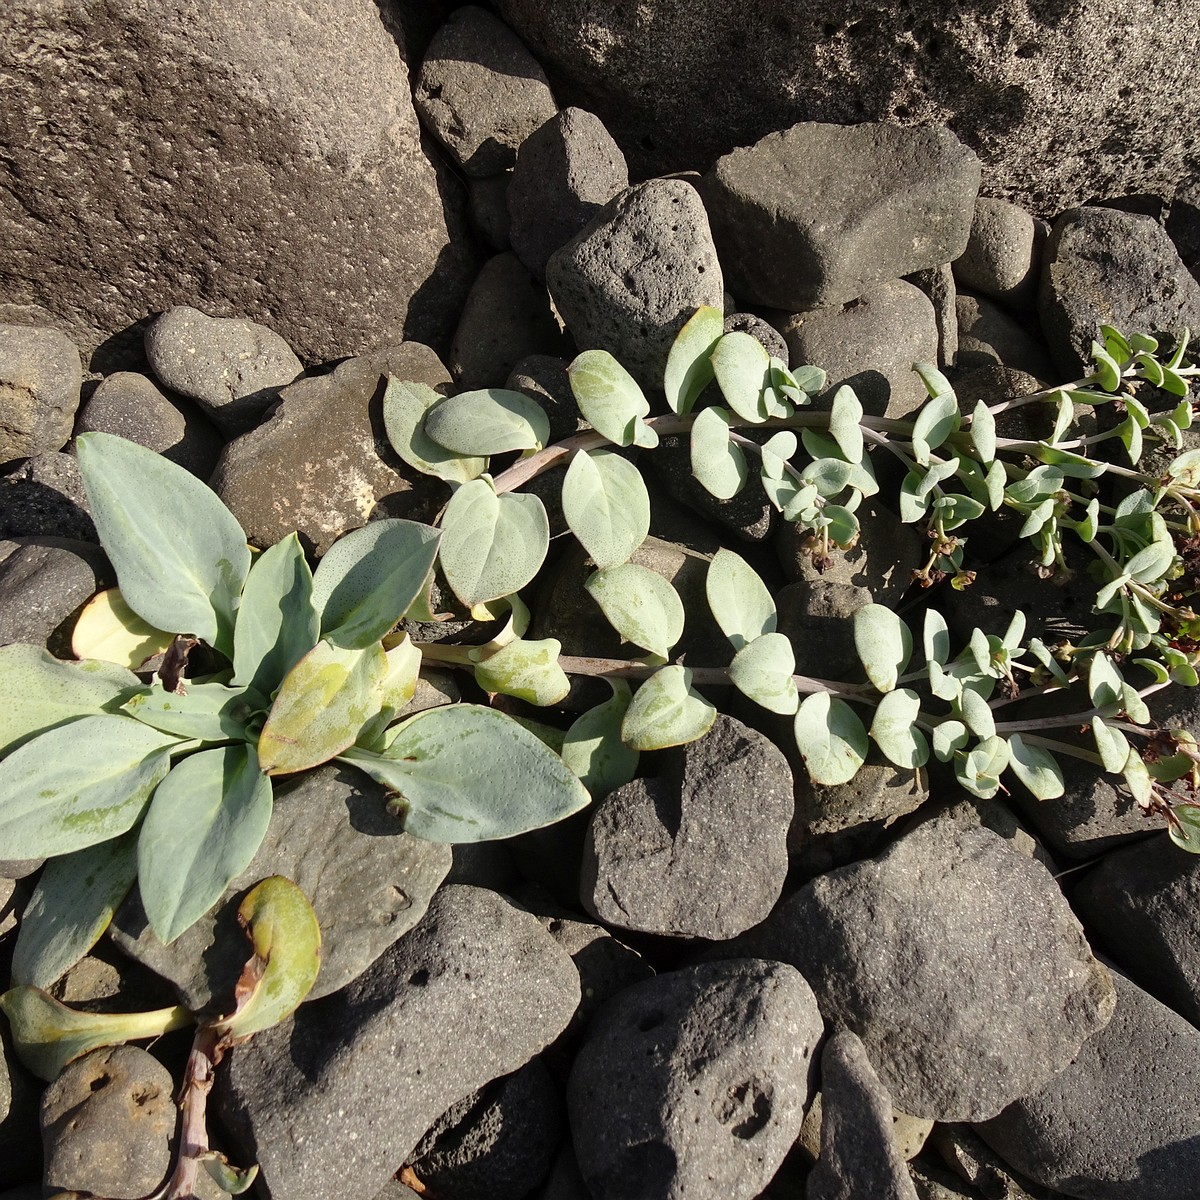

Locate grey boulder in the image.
[0,453,95,543]
[0,325,82,464]
[0,538,111,656]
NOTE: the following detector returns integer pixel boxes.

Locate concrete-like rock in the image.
[40,1046,175,1199]
[414,5,557,177]
[702,122,979,310]
[0,325,82,464]
[568,959,821,1200]
[956,293,1055,380]
[581,714,794,939]
[509,107,629,279]
[0,453,95,543]
[909,262,958,368]
[110,764,452,1009]
[955,198,1045,312]
[215,884,581,1200]
[546,179,724,390]
[976,970,1200,1200]
[0,538,111,656]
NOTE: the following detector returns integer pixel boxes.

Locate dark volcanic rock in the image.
[0,538,111,656]
[0,453,95,543]
[0,325,82,464]
[955,197,1045,312]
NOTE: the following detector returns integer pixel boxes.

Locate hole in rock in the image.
[409,969,430,987]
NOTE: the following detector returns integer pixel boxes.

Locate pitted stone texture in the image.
[74,372,224,479]
[927,1125,1056,1200]
[806,1031,919,1200]
[215,884,580,1200]
[496,1,1200,215]
[956,293,1056,380]
[909,263,958,368]
[40,1046,175,1199]
[1073,833,1200,1026]
[0,538,111,656]
[1,0,474,367]
[581,715,793,939]
[0,453,95,543]
[955,198,1045,312]
[546,179,724,390]
[1040,206,1200,377]
[753,817,1115,1120]
[775,279,939,419]
[143,307,302,436]
[414,5,557,177]
[505,356,587,444]
[569,960,820,1200]
[211,341,448,555]
[110,764,452,1010]
[0,325,82,464]
[701,122,979,310]
[976,971,1200,1200]
[509,107,629,279]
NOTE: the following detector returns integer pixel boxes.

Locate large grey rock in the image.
[580,714,794,939]
[546,179,724,390]
[414,5,557,177]
[0,325,82,464]
[955,197,1045,312]
[496,1,1200,214]
[568,959,821,1200]
[215,884,580,1200]
[0,0,474,367]
[702,122,979,310]
[110,763,453,1009]
[806,1030,919,1200]
[1040,206,1200,377]
[745,817,1115,1120]
[0,453,95,543]
[40,1046,175,1199]
[0,538,110,656]
[976,970,1200,1200]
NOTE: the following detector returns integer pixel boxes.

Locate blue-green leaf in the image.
[620,665,717,750]
[424,389,551,455]
[382,378,487,484]
[561,681,640,800]
[473,637,570,706]
[664,306,723,415]
[711,331,771,423]
[562,448,650,568]
[854,604,912,693]
[869,688,928,768]
[730,633,799,715]
[1006,734,1065,800]
[585,563,685,659]
[829,385,865,463]
[122,680,264,743]
[706,548,777,652]
[794,692,868,786]
[568,350,657,448]
[691,406,749,499]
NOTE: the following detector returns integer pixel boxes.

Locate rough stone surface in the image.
[110,764,452,1010]
[955,197,1045,312]
[568,959,821,1200]
[746,817,1115,1120]
[775,279,940,419]
[0,325,82,465]
[448,253,568,387]
[414,5,557,177]
[211,341,448,555]
[701,122,980,310]
[580,714,794,939]
[0,0,475,367]
[505,355,587,444]
[0,538,111,656]
[40,1046,175,1199]
[976,970,1200,1200]
[1040,206,1200,377]
[508,107,629,279]
[956,293,1056,380]
[215,884,580,1200]
[806,1030,920,1200]
[928,1124,1057,1200]
[0,453,95,543]
[74,372,224,479]
[909,262,958,368]
[496,0,1200,214]
[143,306,302,436]
[546,179,724,390]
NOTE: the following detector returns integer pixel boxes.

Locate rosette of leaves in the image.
[0,433,589,985]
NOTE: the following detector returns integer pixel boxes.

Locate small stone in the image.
[954,197,1044,312]
[568,959,821,1200]
[415,6,557,177]
[723,312,788,361]
[40,1046,175,1199]
[0,453,95,542]
[0,538,111,655]
[0,325,82,464]
[504,355,586,443]
[701,122,980,310]
[908,263,958,368]
[144,306,303,435]
[927,1124,1052,1200]
[956,293,1055,380]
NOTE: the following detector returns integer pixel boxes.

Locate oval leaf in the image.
[706,548,777,652]
[424,389,551,455]
[729,633,799,715]
[829,385,865,463]
[562,448,651,568]
[1006,734,1066,800]
[854,604,912,693]
[122,680,263,743]
[473,637,571,706]
[1091,715,1131,773]
[568,350,654,447]
[711,331,770,423]
[621,665,717,750]
[690,405,749,499]
[560,681,640,799]
[794,692,868,786]
[585,563,685,659]
[664,305,723,415]
[911,389,960,466]
[382,378,486,483]
[869,688,929,768]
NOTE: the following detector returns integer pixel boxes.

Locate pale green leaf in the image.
[424,389,550,455]
[985,460,1007,509]
[560,680,640,799]
[585,563,685,658]
[664,305,723,415]
[1120,682,1150,726]
[690,405,749,499]
[122,680,264,742]
[1088,653,1124,708]
[955,735,1010,799]
[620,665,717,750]
[794,692,869,786]
[959,686,996,739]
[760,431,798,479]
[911,390,960,466]
[473,637,570,706]
[711,331,771,423]
[706,548,777,652]
[730,633,799,715]
[1006,734,1065,800]
[829,385,865,463]
[1169,803,1200,853]
[1092,716,1131,772]
[923,609,950,668]
[823,504,860,546]
[568,350,655,447]
[1124,539,1175,584]
[931,718,969,761]
[970,399,997,462]
[382,378,486,483]
[562,448,651,568]
[854,604,912,693]
[869,688,928,768]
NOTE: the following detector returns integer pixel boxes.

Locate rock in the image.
[414,5,557,177]
[508,107,629,279]
[701,122,979,310]
[404,1059,563,1200]
[0,453,95,543]
[468,171,514,251]
[143,306,302,435]
[798,1090,932,1166]
[954,198,1045,312]
[0,325,82,464]
[546,179,724,390]
[976,970,1200,1200]
[956,294,1055,380]
[774,279,940,419]
[909,263,958,369]
[724,311,789,361]
[211,341,448,555]
[496,1,1200,214]
[0,0,474,366]
[1,1029,40,1190]
[928,1124,1055,1200]
[1040,206,1200,377]
[907,1161,983,1200]
[0,538,111,655]
[505,355,587,443]
[775,578,870,683]
[580,714,794,939]
[749,817,1115,1120]
[1072,833,1200,1025]
[449,253,568,387]
[537,1144,591,1200]
[40,1046,175,1199]
[74,371,224,479]
[110,763,452,1009]
[215,884,580,1200]
[806,1030,920,1200]
[568,959,820,1200]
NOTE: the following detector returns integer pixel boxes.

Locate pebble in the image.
[956,292,1055,380]
[0,537,111,656]
[0,325,82,464]
[954,197,1045,312]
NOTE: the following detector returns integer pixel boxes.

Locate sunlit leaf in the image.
[869,687,928,768]
[561,680,640,799]
[829,385,864,463]
[71,587,174,670]
[931,718,969,761]
[568,350,657,448]
[970,399,996,463]
[473,637,570,706]
[620,665,717,750]
[122,680,264,743]
[585,563,685,659]
[730,633,799,715]
[690,405,749,499]
[1091,715,1130,772]
[955,735,1010,799]
[911,388,960,466]
[794,692,868,786]
[382,378,486,483]
[854,604,912,693]
[424,389,551,455]
[1006,734,1065,800]
[664,305,723,415]
[562,448,651,568]
[711,331,771,423]
[706,548,777,652]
